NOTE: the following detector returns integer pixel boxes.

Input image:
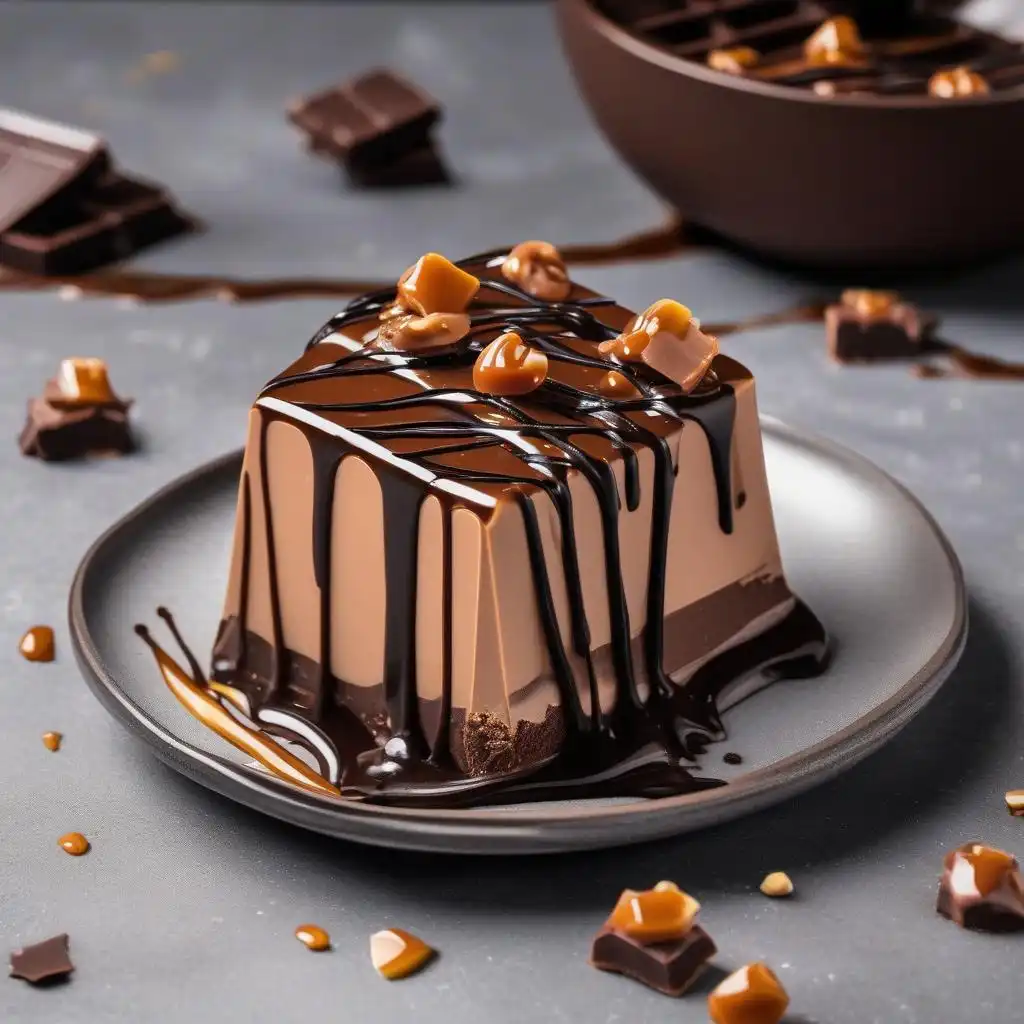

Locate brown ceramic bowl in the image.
[557,0,1024,269]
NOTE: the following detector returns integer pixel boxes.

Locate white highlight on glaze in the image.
[256,707,341,784]
[0,109,101,152]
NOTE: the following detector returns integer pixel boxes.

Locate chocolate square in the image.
[590,923,717,996]
[826,299,935,363]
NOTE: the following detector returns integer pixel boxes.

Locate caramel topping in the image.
[1006,790,1024,817]
[759,871,794,898]
[55,357,117,406]
[19,625,55,662]
[607,886,701,945]
[708,962,790,1024]
[58,832,90,856]
[804,17,866,67]
[42,731,62,752]
[929,66,990,98]
[597,370,637,400]
[841,288,899,318]
[707,46,760,74]
[501,240,571,301]
[375,311,471,354]
[946,843,1019,897]
[473,331,549,396]
[370,928,435,980]
[396,252,480,316]
[295,924,331,951]
[599,298,693,362]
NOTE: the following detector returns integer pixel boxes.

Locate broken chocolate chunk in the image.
[19,360,133,461]
[826,289,936,363]
[937,843,1024,932]
[591,923,716,997]
[9,933,74,985]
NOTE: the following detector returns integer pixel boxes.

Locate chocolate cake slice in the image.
[209,242,827,806]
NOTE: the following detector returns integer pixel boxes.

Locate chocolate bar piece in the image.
[0,109,109,233]
[288,69,440,168]
[9,933,74,985]
[1,171,191,276]
[937,843,1024,932]
[826,289,935,363]
[19,358,134,461]
[346,143,450,189]
[591,924,717,996]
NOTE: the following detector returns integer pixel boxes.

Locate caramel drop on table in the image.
[42,731,62,752]
[19,625,55,662]
[370,928,435,980]
[295,924,331,951]
[58,832,90,856]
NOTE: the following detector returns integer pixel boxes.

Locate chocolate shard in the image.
[345,143,450,189]
[288,69,441,169]
[1,171,192,277]
[9,933,74,985]
[937,842,1024,932]
[826,289,936,363]
[0,109,109,233]
[590,923,717,997]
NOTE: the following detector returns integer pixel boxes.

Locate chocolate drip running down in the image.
[133,246,832,809]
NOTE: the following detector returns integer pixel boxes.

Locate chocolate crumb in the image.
[9,934,74,985]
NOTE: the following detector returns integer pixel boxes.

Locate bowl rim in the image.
[562,0,1024,111]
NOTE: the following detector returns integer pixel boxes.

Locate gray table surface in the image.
[2,3,1023,1022]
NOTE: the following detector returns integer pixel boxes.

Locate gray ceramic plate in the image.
[69,418,966,855]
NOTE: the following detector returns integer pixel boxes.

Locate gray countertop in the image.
[2,3,1023,1022]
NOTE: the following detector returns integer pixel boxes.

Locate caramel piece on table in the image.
[370,928,435,980]
[1006,790,1024,816]
[760,871,794,898]
[473,331,548,397]
[929,67,989,98]
[396,252,480,315]
[295,924,331,951]
[42,731,63,752]
[502,240,571,301]
[708,962,790,1024]
[19,625,55,662]
[804,16,866,67]
[58,832,90,856]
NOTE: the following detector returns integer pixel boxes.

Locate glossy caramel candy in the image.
[501,240,571,301]
[708,962,790,1024]
[473,331,549,396]
[804,16,866,68]
[370,928,435,980]
[607,885,701,944]
[707,47,760,75]
[396,252,480,316]
[929,67,989,99]
[937,842,1024,932]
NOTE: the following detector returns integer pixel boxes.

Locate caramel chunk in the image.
[759,871,794,897]
[601,299,717,393]
[58,832,90,856]
[19,625,55,662]
[708,962,790,1024]
[396,252,480,316]
[375,311,471,353]
[1006,790,1024,816]
[804,16,866,67]
[295,924,331,951]
[929,67,989,99]
[501,240,571,301]
[42,731,62,752]
[370,928,435,980]
[841,288,899,319]
[937,842,1024,931]
[607,885,701,944]
[473,331,548,396]
[707,47,760,74]
[54,357,117,407]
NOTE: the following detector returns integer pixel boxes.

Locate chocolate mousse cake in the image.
[208,242,827,806]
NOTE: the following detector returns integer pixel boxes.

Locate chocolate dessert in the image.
[826,289,936,362]
[199,242,826,807]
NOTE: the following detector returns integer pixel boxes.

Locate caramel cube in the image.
[55,357,116,406]
[397,252,480,316]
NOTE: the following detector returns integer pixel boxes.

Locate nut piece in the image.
[375,311,472,353]
[707,46,760,74]
[597,370,637,400]
[929,66,989,99]
[708,962,790,1024]
[841,288,899,319]
[55,357,117,406]
[473,331,549,397]
[58,832,90,856]
[294,924,331,951]
[370,928,435,980]
[1006,790,1024,816]
[19,625,55,663]
[937,842,1024,931]
[804,16,866,67]
[607,885,701,944]
[502,240,571,301]
[760,872,794,898]
[396,252,480,316]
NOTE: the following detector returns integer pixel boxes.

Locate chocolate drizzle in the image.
[141,246,831,807]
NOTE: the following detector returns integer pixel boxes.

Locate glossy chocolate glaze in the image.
[138,248,828,807]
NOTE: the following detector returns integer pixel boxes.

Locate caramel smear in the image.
[805,16,866,67]
[295,924,331,951]
[55,357,116,406]
[708,962,790,1024]
[929,66,989,98]
[473,331,549,396]
[58,832,90,856]
[607,885,701,944]
[1006,790,1024,816]
[19,625,55,662]
[707,46,760,74]
[375,311,471,353]
[370,928,435,980]
[134,624,341,798]
[42,731,62,752]
[501,240,571,301]
[396,253,480,316]
[760,872,794,898]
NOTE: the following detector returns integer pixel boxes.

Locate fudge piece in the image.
[19,358,134,460]
[826,289,935,362]
[209,243,827,805]
[937,843,1024,932]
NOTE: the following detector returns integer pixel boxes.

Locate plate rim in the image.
[68,417,968,853]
